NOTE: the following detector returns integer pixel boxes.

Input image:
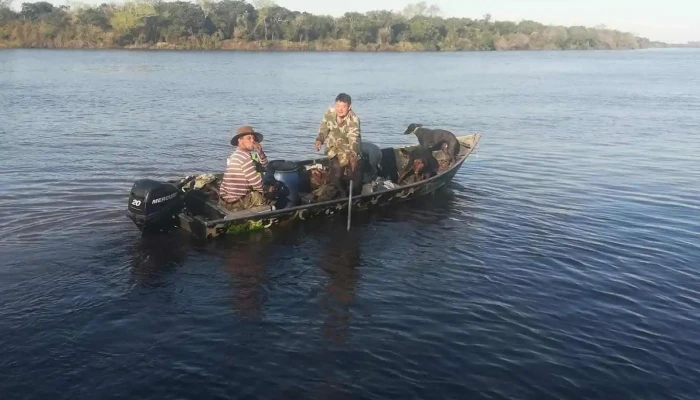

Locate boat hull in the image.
[128,133,481,239]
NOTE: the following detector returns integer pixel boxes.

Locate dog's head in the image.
[403,123,423,135]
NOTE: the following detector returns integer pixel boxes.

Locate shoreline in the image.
[0,39,678,52]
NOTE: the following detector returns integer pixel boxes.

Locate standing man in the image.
[219,125,274,211]
[315,93,363,196]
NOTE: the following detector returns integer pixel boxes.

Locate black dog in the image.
[328,156,363,199]
[404,123,460,166]
[398,147,439,183]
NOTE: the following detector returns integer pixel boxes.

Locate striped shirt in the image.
[219,148,269,203]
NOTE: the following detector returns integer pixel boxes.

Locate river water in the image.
[1,49,700,399]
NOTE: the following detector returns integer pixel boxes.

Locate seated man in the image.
[219,125,274,211]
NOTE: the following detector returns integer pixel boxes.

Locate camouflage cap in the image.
[231,125,264,146]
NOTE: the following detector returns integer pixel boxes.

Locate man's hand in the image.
[315,140,322,152]
[253,141,263,152]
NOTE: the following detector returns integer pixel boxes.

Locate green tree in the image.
[155,1,207,38]
[75,7,110,29]
[0,0,18,23]
[109,1,155,44]
[21,2,54,21]
[209,0,255,39]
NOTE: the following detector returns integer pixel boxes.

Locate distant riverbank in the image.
[0,1,676,52]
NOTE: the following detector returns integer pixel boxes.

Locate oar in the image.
[347,179,352,231]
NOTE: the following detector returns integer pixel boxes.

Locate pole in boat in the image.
[347,180,352,231]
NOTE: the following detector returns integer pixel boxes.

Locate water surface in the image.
[1,49,700,399]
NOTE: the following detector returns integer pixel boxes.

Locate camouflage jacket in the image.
[315,107,362,167]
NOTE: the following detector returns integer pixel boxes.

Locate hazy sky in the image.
[11,0,699,43]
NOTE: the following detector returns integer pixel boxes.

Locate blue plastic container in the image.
[266,160,301,209]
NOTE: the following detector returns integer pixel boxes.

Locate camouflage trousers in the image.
[219,191,271,212]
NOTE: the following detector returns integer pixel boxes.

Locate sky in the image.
[9,0,700,43]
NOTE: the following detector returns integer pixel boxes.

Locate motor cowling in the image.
[127,179,183,233]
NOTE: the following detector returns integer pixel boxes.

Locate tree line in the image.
[0,0,670,51]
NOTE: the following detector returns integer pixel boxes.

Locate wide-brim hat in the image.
[231,125,263,146]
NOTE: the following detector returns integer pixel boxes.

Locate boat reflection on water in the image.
[316,227,362,347]
[221,231,273,321]
[218,224,363,331]
[124,181,465,334]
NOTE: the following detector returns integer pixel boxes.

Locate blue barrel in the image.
[266,160,301,209]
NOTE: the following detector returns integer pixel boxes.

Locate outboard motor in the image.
[126,179,183,233]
